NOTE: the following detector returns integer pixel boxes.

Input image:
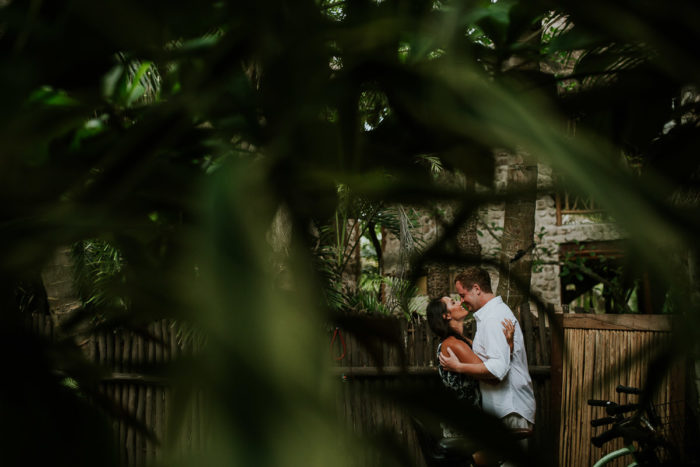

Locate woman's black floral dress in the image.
[436,342,482,408]
[436,341,482,437]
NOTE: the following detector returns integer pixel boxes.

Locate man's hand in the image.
[438,347,460,372]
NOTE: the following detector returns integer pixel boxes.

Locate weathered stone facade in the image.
[382,152,626,309]
[477,153,624,306]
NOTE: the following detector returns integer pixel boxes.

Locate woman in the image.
[426,296,515,466]
[426,296,514,408]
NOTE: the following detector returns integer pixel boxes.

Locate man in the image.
[439,267,536,444]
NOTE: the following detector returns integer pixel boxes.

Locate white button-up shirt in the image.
[472,296,536,423]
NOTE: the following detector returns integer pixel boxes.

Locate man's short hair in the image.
[455,267,493,293]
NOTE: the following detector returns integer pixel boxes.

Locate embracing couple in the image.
[426,266,536,465]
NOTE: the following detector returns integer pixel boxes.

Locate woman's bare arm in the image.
[439,347,495,379]
[440,337,501,382]
[440,320,516,382]
[440,337,481,364]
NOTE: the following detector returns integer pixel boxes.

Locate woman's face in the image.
[440,296,468,321]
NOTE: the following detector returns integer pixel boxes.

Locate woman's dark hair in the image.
[426,298,468,344]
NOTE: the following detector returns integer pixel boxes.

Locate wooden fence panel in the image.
[553,314,683,467]
[331,307,554,467]
[27,315,206,466]
[29,304,557,467]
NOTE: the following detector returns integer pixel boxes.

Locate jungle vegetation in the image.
[1,0,699,465]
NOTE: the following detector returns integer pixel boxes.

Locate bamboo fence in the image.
[28,313,206,466]
[330,303,553,467]
[33,305,683,467]
[553,314,684,467]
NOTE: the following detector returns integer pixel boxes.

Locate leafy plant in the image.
[1,0,699,466]
[71,239,127,320]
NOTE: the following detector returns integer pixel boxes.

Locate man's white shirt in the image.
[471,296,536,423]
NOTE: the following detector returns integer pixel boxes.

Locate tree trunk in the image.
[497,163,538,312]
[457,213,482,261]
[427,262,450,299]
[340,220,362,295]
[427,181,482,299]
[41,246,81,325]
[457,210,482,337]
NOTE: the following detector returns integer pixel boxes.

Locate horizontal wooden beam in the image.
[52,370,170,385]
[332,366,436,376]
[560,209,605,214]
[331,365,551,378]
[102,372,169,384]
[562,314,672,331]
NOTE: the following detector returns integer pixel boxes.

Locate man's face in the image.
[455,280,478,311]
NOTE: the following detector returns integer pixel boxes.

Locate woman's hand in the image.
[502,319,515,353]
[438,347,461,372]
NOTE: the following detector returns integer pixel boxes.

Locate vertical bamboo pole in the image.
[87,334,95,362]
[562,330,576,465]
[170,321,178,361]
[568,329,580,466]
[154,321,163,363]
[163,320,173,459]
[146,324,155,465]
[385,322,393,369]
[198,389,205,452]
[610,331,624,464]
[344,327,352,370]
[110,330,124,464]
[551,313,564,466]
[136,332,145,467]
[356,378,365,438]
[426,320,435,368]
[164,320,176,458]
[154,322,163,464]
[356,326,363,371]
[539,305,550,365]
[191,387,198,452]
[114,328,122,373]
[416,320,426,367]
[163,320,171,362]
[44,313,53,340]
[164,386,171,461]
[125,331,135,467]
[621,330,630,395]
[104,330,118,458]
[398,319,407,368]
[559,328,569,467]
[33,313,41,335]
[407,322,415,367]
[521,303,535,365]
[189,331,197,453]
[97,331,104,365]
[574,330,583,466]
[574,329,583,466]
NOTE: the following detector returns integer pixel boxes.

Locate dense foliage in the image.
[1,0,699,465]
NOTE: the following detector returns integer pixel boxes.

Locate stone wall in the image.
[477,152,625,306]
[379,152,626,308]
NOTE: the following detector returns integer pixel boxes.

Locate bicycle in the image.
[588,385,681,466]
